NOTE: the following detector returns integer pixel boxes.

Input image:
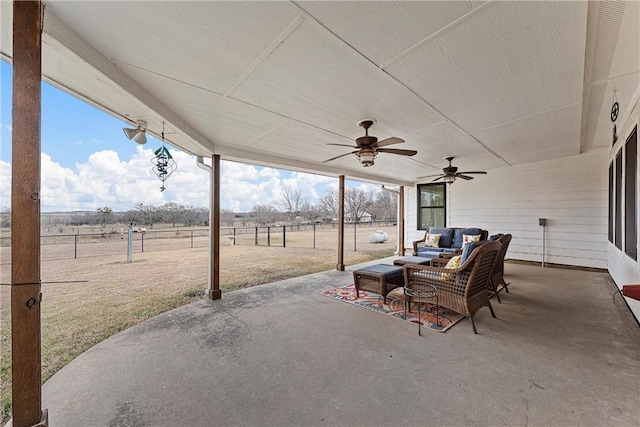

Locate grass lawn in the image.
[0,225,397,422]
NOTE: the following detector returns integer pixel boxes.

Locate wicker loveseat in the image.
[412,227,488,258]
[404,240,501,334]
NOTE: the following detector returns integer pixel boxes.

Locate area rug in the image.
[322,284,464,333]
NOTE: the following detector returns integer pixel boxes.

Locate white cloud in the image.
[0,148,382,212]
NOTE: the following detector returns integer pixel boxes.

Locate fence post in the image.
[127,228,133,262]
[283,225,286,248]
[74,233,78,259]
[191,230,194,249]
[267,226,271,247]
[313,223,316,249]
[255,227,258,246]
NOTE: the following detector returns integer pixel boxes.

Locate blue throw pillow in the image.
[489,234,504,241]
[460,240,487,264]
[453,228,483,248]
[428,227,454,248]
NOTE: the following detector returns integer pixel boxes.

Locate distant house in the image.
[346,211,372,223]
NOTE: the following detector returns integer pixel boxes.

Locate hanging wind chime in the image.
[611,88,619,145]
[151,122,177,192]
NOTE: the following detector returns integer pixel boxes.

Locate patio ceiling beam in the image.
[11,1,48,426]
[41,7,215,153]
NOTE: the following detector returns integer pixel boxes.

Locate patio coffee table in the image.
[353,264,404,303]
[393,256,434,266]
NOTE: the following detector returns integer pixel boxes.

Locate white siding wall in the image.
[607,91,640,322]
[406,149,609,269]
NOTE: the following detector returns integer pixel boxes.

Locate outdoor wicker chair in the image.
[403,240,501,334]
[488,234,512,302]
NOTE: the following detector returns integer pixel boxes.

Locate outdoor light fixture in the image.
[123,120,148,144]
[444,175,456,184]
[356,147,377,167]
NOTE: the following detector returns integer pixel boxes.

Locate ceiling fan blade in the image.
[457,171,487,175]
[432,176,446,182]
[374,137,404,148]
[326,143,359,148]
[322,150,359,163]
[376,148,417,156]
[456,174,475,180]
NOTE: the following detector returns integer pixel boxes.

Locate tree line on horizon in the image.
[0,185,397,230]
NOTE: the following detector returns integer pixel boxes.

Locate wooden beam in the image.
[208,154,222,300]
[336,175,345,271]
[398,186,405,256]
[11,1,48,426]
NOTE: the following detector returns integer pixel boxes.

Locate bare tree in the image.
[96,206,113,225]
[345,187,373,223]
[135,203,159,228]
[370,190,397,220]
[162,202,185,227]
[221,208,235,227]
[300,201,321,224]
[318,188,339,220]
[278,186,305,223]
[252,204,278,225]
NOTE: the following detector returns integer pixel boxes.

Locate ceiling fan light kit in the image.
[123,120,148,144]
[323,119,416,167]
[418,156,487,184]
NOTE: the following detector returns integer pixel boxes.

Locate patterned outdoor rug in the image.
[322,284,465,333]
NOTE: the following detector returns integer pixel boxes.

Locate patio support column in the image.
[336,175,345,271]
[11,1,48,426]
[208,154,222,300]
[398,186,405,256]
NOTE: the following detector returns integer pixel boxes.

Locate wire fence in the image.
[0,221,397,263]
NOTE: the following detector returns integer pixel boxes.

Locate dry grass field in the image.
[0,225,397,421]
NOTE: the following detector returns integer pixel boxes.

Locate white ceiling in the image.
[1,1,638,186]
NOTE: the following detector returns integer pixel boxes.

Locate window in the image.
[615,150,623,250]
[608,161,613,243]
[417,183,446,230]
[625,126,637,260]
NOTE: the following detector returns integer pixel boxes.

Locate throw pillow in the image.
[440,255,461,280]
[423,233,441,248]
[462,234,481,247]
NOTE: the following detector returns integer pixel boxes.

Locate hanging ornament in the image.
[151,122,177,192]
[611,89,619,145]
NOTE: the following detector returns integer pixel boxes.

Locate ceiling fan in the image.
[418,156,487,184]
[322,120,417,167]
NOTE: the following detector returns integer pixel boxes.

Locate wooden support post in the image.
[336,175,345,271]
[398,186,405,256]
[11,1,48,425]
[208,154,222,300]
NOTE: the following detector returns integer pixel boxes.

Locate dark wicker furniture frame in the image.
[353,264,404,303]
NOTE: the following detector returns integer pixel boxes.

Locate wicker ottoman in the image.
[393,256,434,266]
[353,264,404,303]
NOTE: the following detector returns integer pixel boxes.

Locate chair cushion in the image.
[489,234,504,241]
[423,233,441,248]
[460,240,487,264]
[417,247,446,255]
[428,227,454,248]
[453,228,484,248]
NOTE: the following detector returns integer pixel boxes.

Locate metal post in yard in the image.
[255,227,258,246]
[267,226,271,246]
[74,233,78,259]
[141,232,144,253]
[313,223,316,249]
[191,230,194,249]
[127,227,133,262]
[353,222,357,252]
[283,225,286,248]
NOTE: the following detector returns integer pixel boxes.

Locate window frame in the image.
[615,149,623,250]
[624,126,637,260]
[417,183,446,231]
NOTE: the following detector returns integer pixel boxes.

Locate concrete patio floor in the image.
[43,258,639,426]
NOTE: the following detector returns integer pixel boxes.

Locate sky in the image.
[0,61,378,213]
